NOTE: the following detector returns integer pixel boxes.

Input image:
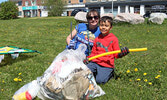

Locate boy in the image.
[86,16,129,84]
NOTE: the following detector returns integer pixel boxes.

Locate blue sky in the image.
[0,0,8,4]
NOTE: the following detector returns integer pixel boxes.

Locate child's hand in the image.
[68,40,76,49]
[118,47,129,58]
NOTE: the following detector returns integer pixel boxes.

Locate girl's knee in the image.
[96,78,107,84]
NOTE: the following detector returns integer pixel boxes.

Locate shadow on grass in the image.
[0,54,38,67]
[113,72,121,80]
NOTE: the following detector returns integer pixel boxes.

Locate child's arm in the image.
[112,37,129,58]
[66,29,77,45]
[112,37,120,58]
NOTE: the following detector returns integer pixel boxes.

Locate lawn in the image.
[0,17,167,100]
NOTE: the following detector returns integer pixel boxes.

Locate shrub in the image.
[0,1,18,20]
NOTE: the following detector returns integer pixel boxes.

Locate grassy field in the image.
[0,17,167,100]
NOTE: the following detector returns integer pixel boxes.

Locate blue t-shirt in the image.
[73,23,101,56]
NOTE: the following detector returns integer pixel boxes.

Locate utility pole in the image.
[112,0,113,13]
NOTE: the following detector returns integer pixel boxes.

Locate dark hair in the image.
[86,9,100,20]
[100,16,113,27]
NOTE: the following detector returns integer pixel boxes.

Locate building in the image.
[10,0,48,17]
[85,0,167,16]
[63,0,87,16]
[11,0,86,17]
[9,0,167,17]
[22,0,48,17]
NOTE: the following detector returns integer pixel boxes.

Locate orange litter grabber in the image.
[88,48,147,61]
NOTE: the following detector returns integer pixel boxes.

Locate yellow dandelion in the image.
[129,79,132,82]
[120,44,122,46]
[48,62,51,65]
[139,85,141,87]
[148,82,152,85]
[14,78,19,82]
[159,71,161,73]
[143,73,147,76]
[155,75,160,79]
[18,73,22,75]
[1,89,4,91]
[2,80,5,83]
[18,79,22,82]
[136,79,141,81]
[157,75,160,78]
[144,79,148,82]
[134,68,138,72]
[126,70,130,73]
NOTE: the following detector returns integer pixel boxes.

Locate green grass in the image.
[0,17,167,100]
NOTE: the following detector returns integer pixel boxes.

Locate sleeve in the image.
[75,23,86,32]
[75,24,79,32]
[112,37,120,58]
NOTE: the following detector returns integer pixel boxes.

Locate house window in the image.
[31,0,36,6]
[18,1,22,6]
[41,0,45,4]
[79,0,83,3]
[25,1,28,6]
[91,0,98,2]
[68,0,71,4]
[18,11,22,16]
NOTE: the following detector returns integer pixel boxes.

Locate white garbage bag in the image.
[13,44,105,100]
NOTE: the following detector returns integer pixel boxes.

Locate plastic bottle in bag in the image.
[12,80,40,100]
[27,80,40,99]
[13,91,32,100]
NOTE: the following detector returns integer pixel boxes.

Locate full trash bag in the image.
[13,44,105,100]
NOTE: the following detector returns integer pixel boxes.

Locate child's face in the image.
[99,20,112,36]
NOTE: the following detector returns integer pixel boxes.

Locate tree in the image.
[44,0,66,16]
[0,1,18,20]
